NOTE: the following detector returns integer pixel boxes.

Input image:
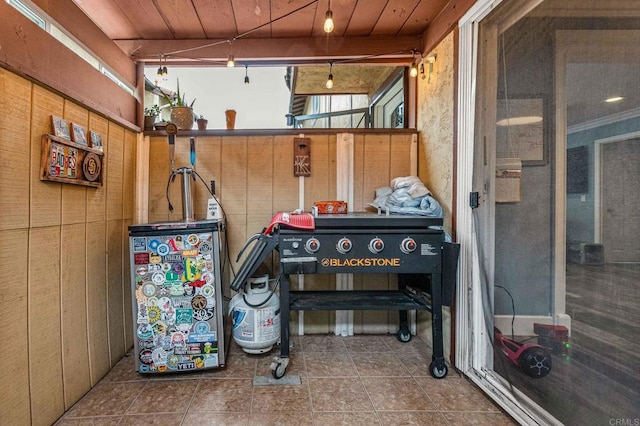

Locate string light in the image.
[323,0,334,33]
[227,54,235,67]
[244,65,250,85]
[326,62,334,89]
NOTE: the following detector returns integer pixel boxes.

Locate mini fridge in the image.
[128,219,226,373]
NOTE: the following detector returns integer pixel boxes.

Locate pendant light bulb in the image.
[409,63,418,78]
[244,66,250,85]
[157,66,163,77]
[227,55,235,68]
[326,63,334,89]
[323,9,334,33]
[326,73,334,89]
[162,66,168,76]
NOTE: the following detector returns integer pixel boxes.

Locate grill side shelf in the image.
[288,290,432,311]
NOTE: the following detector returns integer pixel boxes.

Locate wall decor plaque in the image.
[40,134,104,187]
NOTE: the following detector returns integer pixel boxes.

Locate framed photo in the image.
[496,96,547,165]
[51,115,71,140]
[71,123,87,146]
[89,130,103,151]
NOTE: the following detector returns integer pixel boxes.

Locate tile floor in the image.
[55,334,516,425]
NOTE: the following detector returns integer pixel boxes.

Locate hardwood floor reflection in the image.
[495,263,640,426]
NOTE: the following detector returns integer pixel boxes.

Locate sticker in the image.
[201,284,215,297]
[193,307,214,321]
[169,283,184,296]
[132,237,147,253]
[172,297,192,309]
[137,303,149,323]
[147,297,159,306]
[139,364,150,373]
[184,258,201,281]
[187,234,199,246]
[193,321,210,334]
[165,271,180,281]
[136,265,148,276]
[161,263,172,272]
[176,308,194,324]
[157,243,170,256]
[147,306,162,323]
[191,295,207,310]
[134,253,150,265]
[206,297,216,308]
[202,272,215,285]
[139,349,153,365]
[148,239,161,251]
[138,339,154,349]
[172,263,184,275]
[151,272,165,285]
[153,321,167,335]
[198,241,213,254]
[167,354,180,369]
[188,279,206,288]
[189,331,217,343]
[152,348,168,365]
[164,254,182,263]
[149,253,162,264]
[142,283,156,297]
[137,324,153,339]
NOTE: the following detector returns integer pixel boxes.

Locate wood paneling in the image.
[0,229,30,425]
[61,223,91,409]
[107,123,124,221]
[0,69,31,231]
[2,66,136,422]
[28,226,64,426]
[87,113,109,223]
[30,85,63,228]
[123,130,136,220]
[107,220,125,365]
[86,220,110,384]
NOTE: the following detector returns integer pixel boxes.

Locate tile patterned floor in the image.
[55,335,516,425]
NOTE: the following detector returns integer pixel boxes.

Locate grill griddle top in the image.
[309,212,443,231]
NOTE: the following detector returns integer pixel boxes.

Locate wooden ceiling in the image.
[71,0,455,66]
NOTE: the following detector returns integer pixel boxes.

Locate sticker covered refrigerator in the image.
[128,219,226,373]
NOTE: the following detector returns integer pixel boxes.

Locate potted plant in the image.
[143,105,160,130]
[196,115,208,131]
[162,79,196,130]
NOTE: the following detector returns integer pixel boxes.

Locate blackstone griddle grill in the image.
[231,212,460,379]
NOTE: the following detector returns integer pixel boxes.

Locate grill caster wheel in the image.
[397,329,412,342]
[270,357,289,380]
[519,347,552,378]
[429,360,448,379]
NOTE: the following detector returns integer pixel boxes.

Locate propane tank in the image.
[230,275,280,354]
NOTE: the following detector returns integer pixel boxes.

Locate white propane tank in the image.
[230,275,280,354]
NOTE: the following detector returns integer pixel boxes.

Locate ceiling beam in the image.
[115,35,422,65]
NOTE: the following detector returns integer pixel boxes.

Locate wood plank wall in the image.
[0,68,135,425]
[147,132,416,335]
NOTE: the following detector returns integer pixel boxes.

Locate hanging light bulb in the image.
[244,65,250,85]
[326,63,334,89]
[157,66,163,77]
[162,65,168,76]
[323,1,334,33]
[409,62,418,78]
[227,55,235,67]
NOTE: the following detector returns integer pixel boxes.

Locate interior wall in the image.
[415,32,456,356]
[146,132,417,333]
[0,68,135,426]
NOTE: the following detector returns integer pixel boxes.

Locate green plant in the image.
[144,105,161,117]
[162,79,196,108]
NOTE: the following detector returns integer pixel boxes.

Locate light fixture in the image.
[244,65,250,85]
[496,116,543,126]
[605,96,624,103]
[323,1,334,33]
[426,52,437,82]
[326,63,334,89]
[409,62,418,78]
[227,54,235,67]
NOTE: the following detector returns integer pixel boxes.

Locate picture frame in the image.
[89,130,103,151]
[71,123,87,146]
[51,115,71,140]
[496,95,548,166]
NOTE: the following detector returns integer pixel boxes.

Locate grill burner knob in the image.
[336,237,352,254]
[368,237,385,254]
[305,237,320,253]
[400,237,417,254]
